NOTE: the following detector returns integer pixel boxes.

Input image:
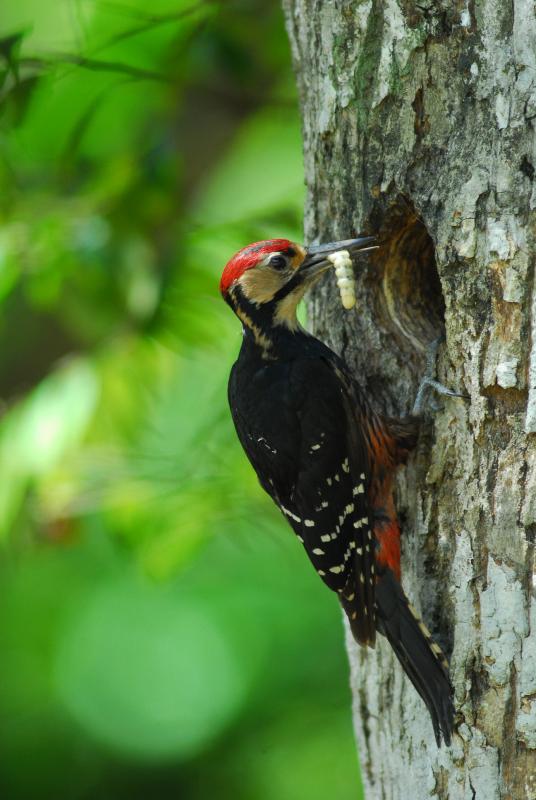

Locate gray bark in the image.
[282,2,536,798]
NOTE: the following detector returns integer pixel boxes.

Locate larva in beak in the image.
[328,250,356,310]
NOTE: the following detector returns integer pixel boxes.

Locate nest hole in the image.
[369,198,445,354]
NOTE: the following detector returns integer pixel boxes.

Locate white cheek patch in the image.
[327,250,356,310]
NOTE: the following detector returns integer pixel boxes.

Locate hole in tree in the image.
[368,196,445,355]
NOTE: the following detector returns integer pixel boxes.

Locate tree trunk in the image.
[282,2,536,798]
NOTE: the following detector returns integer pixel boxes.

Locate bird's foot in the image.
[412,337,468,416]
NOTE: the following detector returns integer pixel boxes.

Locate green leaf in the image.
[192,105,304,225]
[0,30,26,76]
[0,359,99,539]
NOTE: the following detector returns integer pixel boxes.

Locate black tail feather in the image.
[375,570,454,746]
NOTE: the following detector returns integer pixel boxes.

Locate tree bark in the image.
[282,2,536,798]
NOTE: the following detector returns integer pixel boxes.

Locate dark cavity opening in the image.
[368,196,445,356]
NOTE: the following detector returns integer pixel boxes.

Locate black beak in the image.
[298,235,378,279]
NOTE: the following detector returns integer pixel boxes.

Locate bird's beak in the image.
[297,236,378,282]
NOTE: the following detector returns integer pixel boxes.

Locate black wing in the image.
[229,355,376,645]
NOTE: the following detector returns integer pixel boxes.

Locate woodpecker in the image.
[220,236,455,746]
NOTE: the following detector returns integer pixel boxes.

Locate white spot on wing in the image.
[281,506,301,523]
[312,547,324,555]
[257,436,277,454]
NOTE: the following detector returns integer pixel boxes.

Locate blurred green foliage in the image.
[0,1,364,798]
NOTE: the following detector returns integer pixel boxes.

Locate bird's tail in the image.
[375,569,454,746]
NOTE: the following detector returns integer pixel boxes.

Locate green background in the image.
[0,1,364,797]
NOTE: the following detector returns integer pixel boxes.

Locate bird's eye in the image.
[269,255,287,269]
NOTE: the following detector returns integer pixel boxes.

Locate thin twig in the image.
[20,54,173,83]
[90,0,218,55]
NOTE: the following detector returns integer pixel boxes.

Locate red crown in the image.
[219,239,292,295]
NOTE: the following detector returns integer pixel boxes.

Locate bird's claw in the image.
[412,337,468,416]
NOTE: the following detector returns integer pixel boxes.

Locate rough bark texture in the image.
[282,2,536,798]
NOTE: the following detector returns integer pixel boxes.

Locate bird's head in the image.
[220,236,375,333]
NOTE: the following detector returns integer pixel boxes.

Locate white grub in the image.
[327,250,356,310]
